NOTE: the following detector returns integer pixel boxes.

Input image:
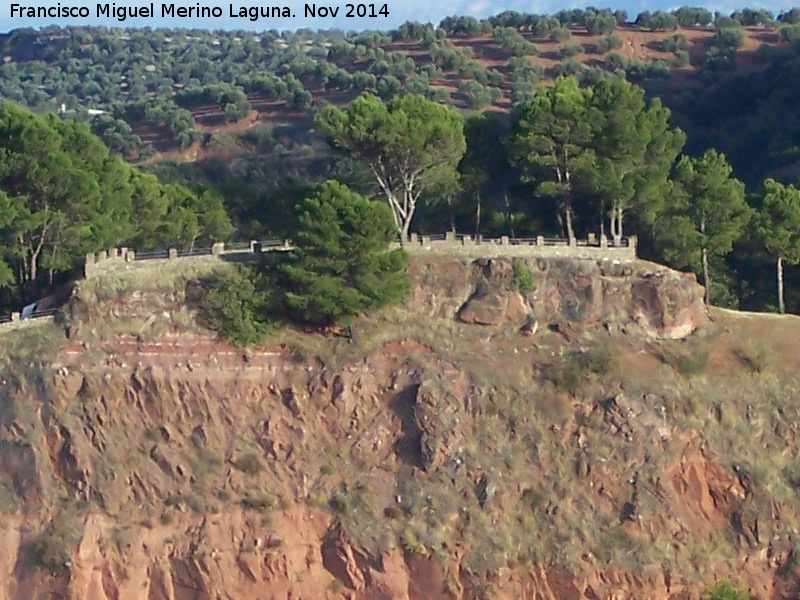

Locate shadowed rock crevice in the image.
[389,384,424,469]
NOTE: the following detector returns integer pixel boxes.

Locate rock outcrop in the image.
[409,257,707,339]
[0,255,787,600]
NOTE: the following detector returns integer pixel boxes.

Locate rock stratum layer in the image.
[3,256,798,600]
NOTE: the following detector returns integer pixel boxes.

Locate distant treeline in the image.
[1,7,799,158]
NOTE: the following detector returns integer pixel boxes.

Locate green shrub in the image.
[712,27,745,49]
[551,59,585,77]
[27,517,82,572]
[558,43,585,58]
[661,343,709,377]
[702,581,752,600]
[201,265,274,346]
[512,258,535,294]
[604,51,627,70]
[270,180,409,326]
[779,24,800,42]
[662,33,689,53]
[545,344,618,393]
[241,494,275,512]
[733,342,770,373]
[578,344,618,376]
[673,49,691,67]
[596,34,623,54]
[550,27,572,42]
[233,453,263,475]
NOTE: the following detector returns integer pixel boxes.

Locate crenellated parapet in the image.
[402,232,637,261]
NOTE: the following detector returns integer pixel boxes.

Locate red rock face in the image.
[409,257,708,338]
[1,256,791,600]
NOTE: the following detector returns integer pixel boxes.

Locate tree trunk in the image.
[400,218,412,245]
[565,203,575,241]
[618,207,624,239]
[610,199,617,239]
[778,255,785,314]
[599,198,605,239]
[503,192,515,239]
[702,245,710,306]
[447,197,456,233]
[475,192,482,236]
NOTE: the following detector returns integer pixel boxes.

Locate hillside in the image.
[0,17,792,163]
[1,252,800,599]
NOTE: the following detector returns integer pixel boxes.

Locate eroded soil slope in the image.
[1,256,799,600]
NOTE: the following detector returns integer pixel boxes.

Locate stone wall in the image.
[82,235,637,278]
[0,234,637,329]
[402,232,637,262]
[0,314,55,334]
[82,242,261,278]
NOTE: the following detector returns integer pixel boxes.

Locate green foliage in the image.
[512,258,535,294]
[596,34,623,54]
[662,33,689,53]
[702,581,753,600]
[201,266,274,346]
[493,27,537,57]
[655,150,751,304]
[176,83,250,122]
[758,179,800,265]
[673,50,691,66]
[458,81,502,109]
[512,76,684,240]
[545,344,618,394]
[233,453,263,474]
[635,10,679,31]
[588,76,685,236]
[755,179,800,311]
[558,43,585,58]
[550,27,572,42]
[778,24,800,42]
[734,342,771,374]
[27,515,82,572]
[510,76,597,239]
[585,12,617,35]
[0,101,232,299]
[272,180,409,326]
[660,341,710,377]
[316,93,466,239]
[672,6,713,26]
[712,27,746,49]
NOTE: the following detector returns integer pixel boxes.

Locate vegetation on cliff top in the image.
[201,180,409,340]
[5,6,800,313]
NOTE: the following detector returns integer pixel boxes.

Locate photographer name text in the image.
[10,2,390,22]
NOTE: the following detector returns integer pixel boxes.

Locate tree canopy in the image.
[656,150,751,305]
[315,92,466,240]
[270,180,409,325]
[0,101,232,297]
[756,179,800,313]
[510,76,598,240]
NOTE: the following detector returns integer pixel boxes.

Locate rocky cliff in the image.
[2,255,798,600]
[407,256,707,338]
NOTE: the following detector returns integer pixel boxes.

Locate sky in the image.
[1,0,797,32]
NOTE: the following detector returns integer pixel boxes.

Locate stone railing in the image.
[1,233,636,330]
[82,240,294,277]
[0,307,59,334]
[401,232,637,261]
[82,233,637,277]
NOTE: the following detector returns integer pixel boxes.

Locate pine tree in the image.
[316,93,466,241]
[509,76,598,240]
[656,150,751,305]
[756,179,800,313]
[274,181,409,326]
